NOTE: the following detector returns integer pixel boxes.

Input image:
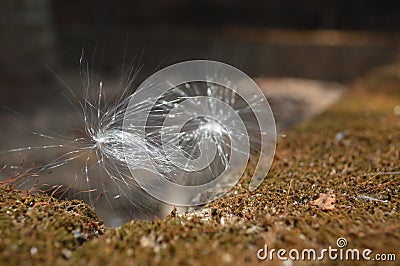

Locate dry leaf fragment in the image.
[310,189,336,211]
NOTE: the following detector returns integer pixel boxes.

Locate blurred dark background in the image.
[54,0,400,30]
[1,0,400,106]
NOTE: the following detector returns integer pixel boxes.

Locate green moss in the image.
[0,186,105,265]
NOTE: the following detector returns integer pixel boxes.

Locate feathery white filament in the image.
[2,60,276,222]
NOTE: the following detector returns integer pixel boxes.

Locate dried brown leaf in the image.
[310,189,336,211]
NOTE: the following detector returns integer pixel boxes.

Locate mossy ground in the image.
[1,66,400,265]
[0,185,105,265]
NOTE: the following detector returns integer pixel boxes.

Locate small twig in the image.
[283,178,293,214]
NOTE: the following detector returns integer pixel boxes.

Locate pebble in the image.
[30,247,38,255]
[222,253,233,263]
[393,105,400,115]
[61,248,72,259]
